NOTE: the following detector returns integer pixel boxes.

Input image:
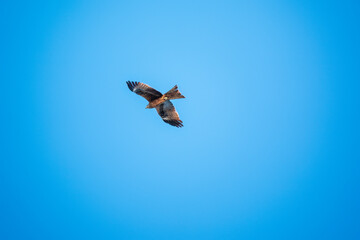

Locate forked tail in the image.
[163,85,185,100]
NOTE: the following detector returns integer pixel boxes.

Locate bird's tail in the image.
[163,85,185,100]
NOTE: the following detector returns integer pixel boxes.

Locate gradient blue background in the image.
[2,0,360,239]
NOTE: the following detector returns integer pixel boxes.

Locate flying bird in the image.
[126,81,185,127]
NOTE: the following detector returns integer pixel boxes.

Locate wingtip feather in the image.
[126,81,140,91]
[164,119,183,128]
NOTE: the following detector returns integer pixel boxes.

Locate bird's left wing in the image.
[126,81,162,102]
[155,101,183,128]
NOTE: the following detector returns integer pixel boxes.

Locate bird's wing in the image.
[155,101,183,128]
[126,81,162,102]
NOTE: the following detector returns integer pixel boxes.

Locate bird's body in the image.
[126,81,185,127]
[145,96,167,109]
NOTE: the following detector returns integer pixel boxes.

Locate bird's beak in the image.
[145,106,149,109]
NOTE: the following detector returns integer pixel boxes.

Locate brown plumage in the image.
[126,81,185,128]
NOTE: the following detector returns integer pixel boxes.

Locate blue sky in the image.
[2,0,360,239]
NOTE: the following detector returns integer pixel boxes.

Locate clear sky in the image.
[2,0,360,239]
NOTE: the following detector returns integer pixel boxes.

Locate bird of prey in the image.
[126,81,185,128]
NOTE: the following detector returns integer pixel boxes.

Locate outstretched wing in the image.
[155,101,183,128]
[126,81,162,102]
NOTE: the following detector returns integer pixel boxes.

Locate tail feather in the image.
[163,85,185,100]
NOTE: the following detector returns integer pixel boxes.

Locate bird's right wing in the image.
[126,81,162,102]
[155,101,183,128]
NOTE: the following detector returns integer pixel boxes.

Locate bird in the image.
[126,81,185,128]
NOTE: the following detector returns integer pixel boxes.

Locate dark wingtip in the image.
[126,81,139,91]
[164,119,183,128]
